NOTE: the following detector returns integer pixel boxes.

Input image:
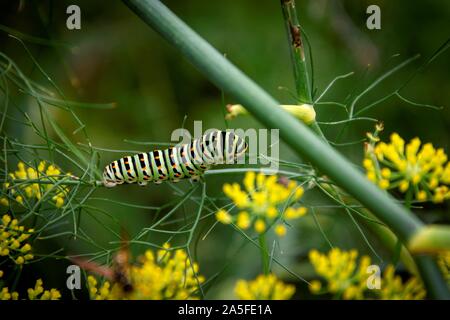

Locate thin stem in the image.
[280,0,328,143]
[280,0,311,103]
[258,233,270,275]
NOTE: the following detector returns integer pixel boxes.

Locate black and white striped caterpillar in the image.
[102,130,248,187]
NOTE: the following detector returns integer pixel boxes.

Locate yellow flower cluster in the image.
[0,270,19,300]
[0,271,60,300]
[1,161,71,208]
[308,248,425,300]
[216,172,307,237]
[0,214,34,264]
[88,244,204,300]
[234,273,295,300]
[308,248,370,299]
[379,265,425,300]
[364,133,450,202]
[27,279,61,300]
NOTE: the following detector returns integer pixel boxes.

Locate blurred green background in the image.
[0,0,449,299]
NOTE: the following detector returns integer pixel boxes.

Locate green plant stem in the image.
[409,225,450,254]
[415,256,449,299]
[279,0,328,143]
[258,233,270,275]
[392,189,413,266]
[280,0,311,103]
[320,182,418,275]
[122,0,450,299]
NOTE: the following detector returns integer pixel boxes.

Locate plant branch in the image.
[279,0,328,142]
[280,0,311,103]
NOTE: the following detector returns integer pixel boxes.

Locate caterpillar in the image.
[102,130,248,187]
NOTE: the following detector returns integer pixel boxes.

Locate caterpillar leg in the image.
[137,181,148,186]
[190,176,201,182]
[103,180,117,188]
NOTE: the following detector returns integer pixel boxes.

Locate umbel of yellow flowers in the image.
[234,273,295,300]
[308,248,425,300]
[88,244,204,300]
[215,172,307,237]
[0,214,34,265]
[1,161,71,209]
[364,133,450,203]
[0,271,61,300]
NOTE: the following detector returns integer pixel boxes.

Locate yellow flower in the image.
[216,209,232,224]
[0,287,19,300]
[1,161,72,208]
[27,278,61,300]
[87,245,204,300]
[309,248,426,300]
[15,256,25,264]
[309,280,321,293]
[379,265,425,300]
[54,196,64,208]
[308,248,370,299]
[236,211,250,229]
[266,206,278,219]
[0,198,8,206]
[15,196,24,205]
[378,179,390,190]
[364,132,450,203]
[284,207,307,219]
[274,224,287,237]
[254,219,266,234]
[235,274,295,300]
[217,172,307,237]
[0,214,34,264]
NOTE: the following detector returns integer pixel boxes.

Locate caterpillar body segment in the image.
[103,130,248,187]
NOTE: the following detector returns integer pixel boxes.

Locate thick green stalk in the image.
[122,0,450,298]
[279,0,327,142]
[280,0,311,103]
